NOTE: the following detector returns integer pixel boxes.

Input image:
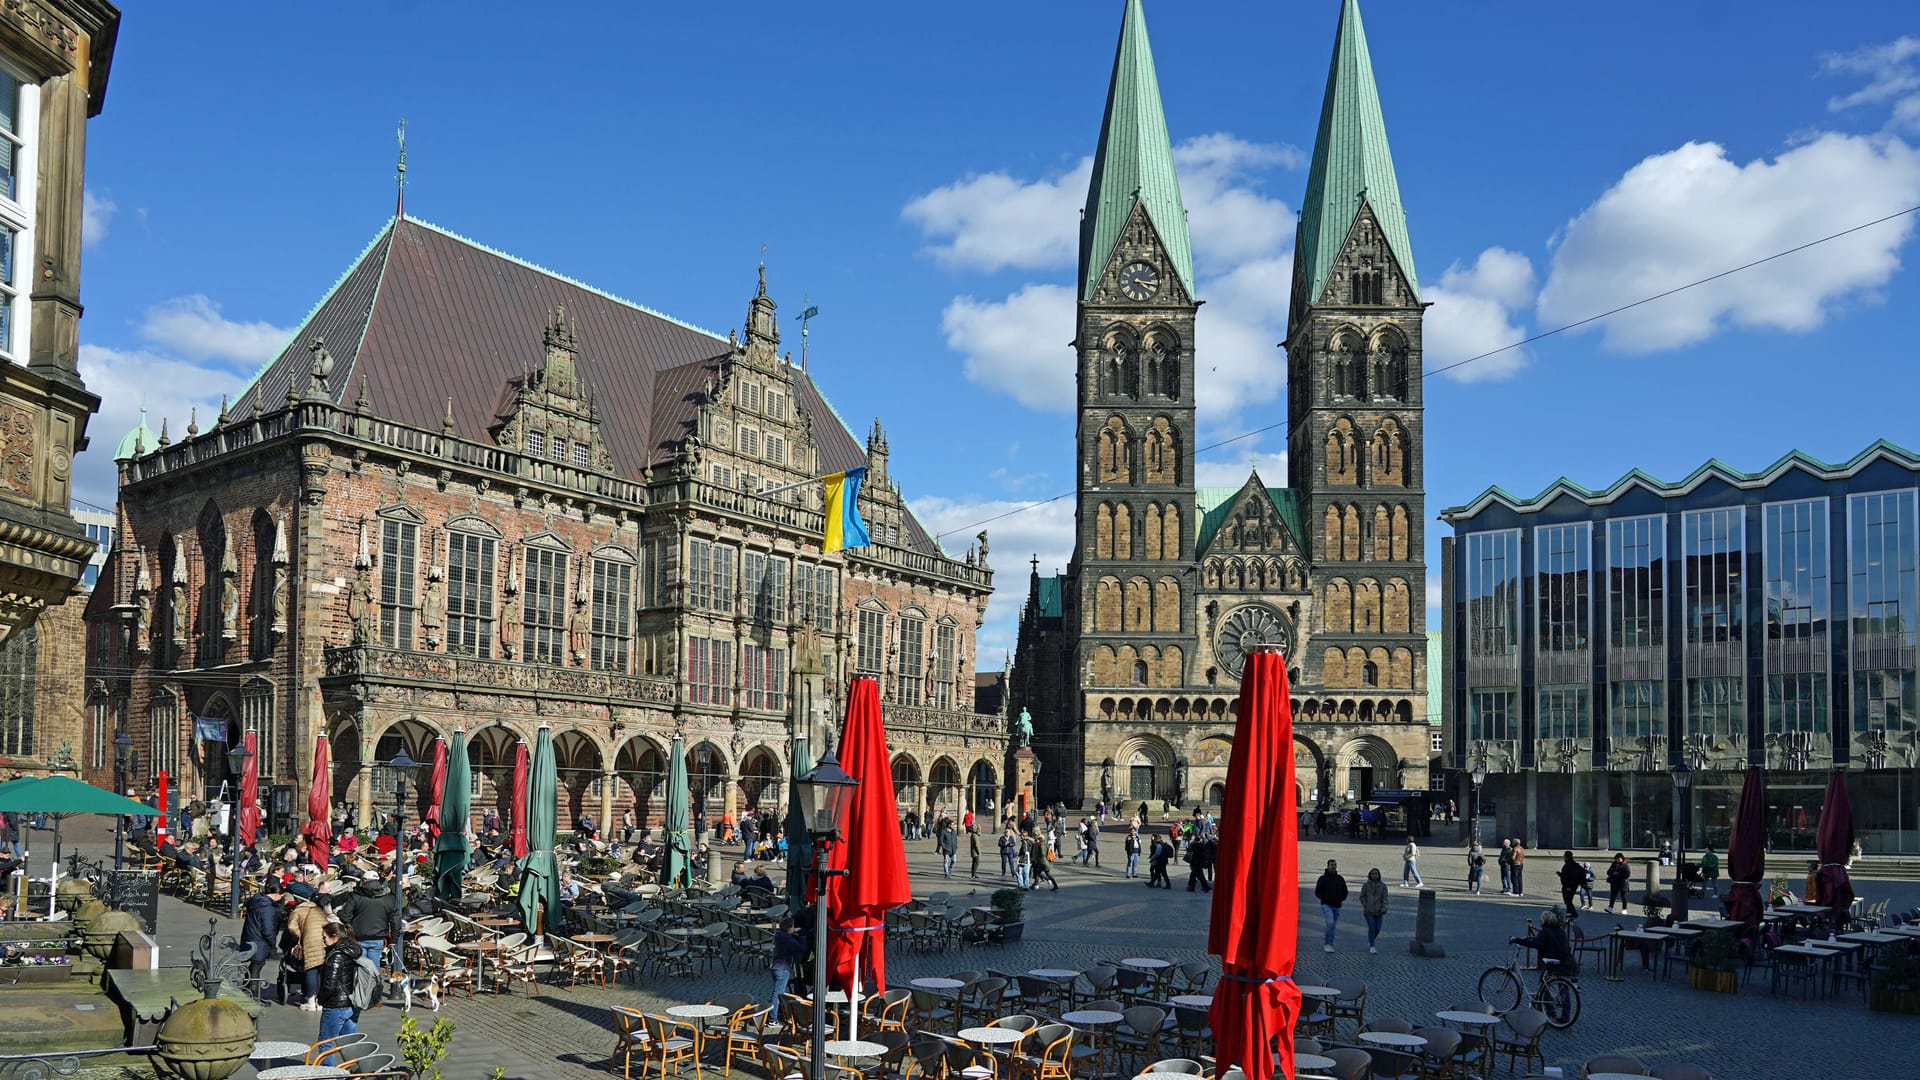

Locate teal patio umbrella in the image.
[0,776,156,897]
[515,726,560,933]
[784,735,814,915]
[665,736,691,889]
[434,729,472,899]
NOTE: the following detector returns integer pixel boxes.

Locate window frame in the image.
[522,546,570,665]
[378,516,420,649]
[590,554,635,673]
[446,529,497,658]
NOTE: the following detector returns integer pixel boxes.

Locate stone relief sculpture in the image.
[348,521,375,644]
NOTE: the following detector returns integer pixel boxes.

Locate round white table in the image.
[1120,957,1171,969]
[249,1042,313,1063]
[1294,1054,1338,1073]
[825,1040,889,1059]
[1170,994,1214,1008]
[1359,1032,1427,1051]
[1297,984,1339,998]
[1029,967,1080,979]
[667,1003,731,1020]
[1435,1010,1499,1027]
[958,1027,1028,1046]
[1062,1010,1124,1027]
[1588,1075,1658,1080]
[913,977,966,991]
[257,1068,350,1080]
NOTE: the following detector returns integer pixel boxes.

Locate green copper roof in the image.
[1036,575,1065,620]
[1297,0,1419,303]
[114,408,158,461]
[1080,0,1193,302]
[1440,439,1920,522]
[1195,482,1303,555]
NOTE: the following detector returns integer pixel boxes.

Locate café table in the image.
[1776,902,1829,916]
[1589,1075,1661,1080]
[1682,918,1743,931]
[913,977,966,993]
[1294,1054,1337,1075]
[1119,957,1170,970]
[1297,984,1339,999]
[1434,1011,1499,1079]
[248,1041,313,1065]
[958,1027,1028,1047]
[1062,1008,1124,1069]
[1029,968,1080,980]
[825,1040,889,1060]
[1839,931,1907,946]
[1772,943,1835,998]
[1644,925,1700,938]
[1612,930,1668,975]
[1358,1032,1427,1052]
[455,940,501,991]
[1170,994,1214,1008]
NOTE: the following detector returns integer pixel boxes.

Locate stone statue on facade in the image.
[567,589,589,665]
[347,567,374,644]
[1013,707,1033,749]
[168,546,189,651]
[269,517,290,635]
[498,573,522,658]
[219,545,239,641]
[420,567,445,649]
[132,558,152,654]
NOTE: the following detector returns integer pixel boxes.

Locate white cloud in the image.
[1426,247,1536,381]
[1194,447,1287,488]
[1826,36,1920,132]
[140,295,294,365]
[911,493,1077,664]
[1193,256,1292,426]
[939,284,1076,411]
[1174,134,1302,270]
[902,161,1090,273]
[1536,134,1920,353]
[82,190,115,247]
[76,344,239,505]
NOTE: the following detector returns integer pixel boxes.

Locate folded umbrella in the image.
[1813,769,1856,925]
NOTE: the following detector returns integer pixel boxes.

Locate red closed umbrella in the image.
[237,729,262,847]
[1725,766,1767,933]
[1208,651,1301,1080]
[424,736,448,845]
[511,739,530,861]
[1814,770,1856,924]
[826,676,911,1001]
[155,770,169,847]
[302,734,333,870]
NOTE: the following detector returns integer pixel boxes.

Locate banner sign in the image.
[194,716,227,742]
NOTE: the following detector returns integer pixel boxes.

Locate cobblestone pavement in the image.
[53,830,1920,1080]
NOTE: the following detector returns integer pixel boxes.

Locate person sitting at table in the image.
[745,864,776,894]
[730,862,751,887]
[173,840,208,871]
[1510,909,1577,978]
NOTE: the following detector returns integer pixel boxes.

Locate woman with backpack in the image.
[315,922,362,1055]
[1466,842,1486,894]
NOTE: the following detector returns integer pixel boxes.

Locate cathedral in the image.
[1010,0,1430,812]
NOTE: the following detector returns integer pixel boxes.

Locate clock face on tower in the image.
[1215,604,1292,678]
[1118,261,1160,301]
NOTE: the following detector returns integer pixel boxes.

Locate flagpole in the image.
[755,458,872,499]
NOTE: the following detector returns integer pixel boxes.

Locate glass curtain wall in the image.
[1683,508,1745,746]
[1764,500,1830,763]
[1848,490,1918,754]
[1463,530,1522,746]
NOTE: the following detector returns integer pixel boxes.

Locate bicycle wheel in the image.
[1476,966,1523,1012]
[1538,976,1582,1029]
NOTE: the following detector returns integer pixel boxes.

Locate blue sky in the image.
[75,2,1920,661]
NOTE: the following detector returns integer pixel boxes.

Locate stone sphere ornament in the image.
[154,989,255,1080]
[82,908,142,961]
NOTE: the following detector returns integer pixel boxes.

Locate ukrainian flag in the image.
[823,467,872,553]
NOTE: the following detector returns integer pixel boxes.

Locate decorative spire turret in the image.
[745,263,778,347]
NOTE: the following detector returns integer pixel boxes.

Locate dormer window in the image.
[572,442,589,468]
[525,431,544,456]
[551,437,568,461]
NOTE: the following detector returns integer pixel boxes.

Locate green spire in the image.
[1080,0,1193,302]
[1297,0,1419,304]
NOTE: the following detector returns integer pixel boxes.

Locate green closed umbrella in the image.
[434,729,472,899]
[515,726,560,933]
[665,736,691,889]
[784,735,813,915]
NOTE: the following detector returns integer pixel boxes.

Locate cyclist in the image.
[1509,909,1578,979]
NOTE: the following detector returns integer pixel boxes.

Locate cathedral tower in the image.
[1288,0,1428,725]
[1074,0,1199,705]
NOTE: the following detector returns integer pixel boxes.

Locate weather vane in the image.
[395,118,409,217]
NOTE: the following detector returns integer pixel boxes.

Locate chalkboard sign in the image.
[104,869,159,935]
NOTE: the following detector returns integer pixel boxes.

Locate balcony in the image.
[323,644,676,706]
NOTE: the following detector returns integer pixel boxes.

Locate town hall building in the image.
[1010,0,1431,812]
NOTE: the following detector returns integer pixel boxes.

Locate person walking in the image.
[999,828,1017,879]
[286,893,330,1010]
[1700,845,1721,897]
[1015,831,1032,890]
[1401,835,1424,887]
[1147,834,1173,889]
[1466,842,1486,895]
[1083,818,1101,869]
[936,818,958,879]
[1556,851,1585,916]
[1027,830,1058,891]
[240,879,285,997]
[771,916,805,1012]
[1579,862,1596,908]
[1498,839,1514,895]
[1509,840,1527,896]
[1124,827,1142,878]
[968,826,980,880]
[1604,852,1632,913]
[341,876,397,970]
[1360,868,1389,954]
[1315,860,1349,953]
[314,921,361,1054]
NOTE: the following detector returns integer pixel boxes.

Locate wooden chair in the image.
[640,1012,702,1079]
[907,1036,951,1080]
[720,1004,771,1076]
[1647,1065,1711,1080]
[1326,977,1368,1037]
[1409,1027,1460,1080]
[493,937,543,996]
[1492,1009,1549,1076]
[1323,1047,1373,1080]
[1170,1005,1211,1058]
[1072,965,1118,1009]
[348,1053,399,1075]
[1011,1024,1074,1080]
[1112,1005,1166,1073]
[611,1007,651,1078]
[307,1034,374,1066]
[867,987,913,1033]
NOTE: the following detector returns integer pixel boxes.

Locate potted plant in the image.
[989,888,1025,944]
[1870,945,1920,1014]
[1687,929,1738,993]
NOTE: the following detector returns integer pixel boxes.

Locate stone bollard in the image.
[1409,887,1445,958]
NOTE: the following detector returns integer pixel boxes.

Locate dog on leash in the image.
[386,972,441,1011]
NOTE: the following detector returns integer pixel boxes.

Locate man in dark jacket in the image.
[937,819,958,878]
[1186,833,1217,893]
[340,878,397,969]
[1556,852,1586,918]
[314,922,361,1056]
[1315,860,1349,953]
[1147,835,1174,889]
[240,879,285,994]
[1604,853,1632,913]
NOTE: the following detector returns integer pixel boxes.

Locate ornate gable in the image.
[491,307,617,473]
[1202,475,1302,558]
[1318,200,1417,309]
[1087,199,1194,308]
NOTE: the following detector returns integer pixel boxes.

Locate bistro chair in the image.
[1581,1056,1648,1077]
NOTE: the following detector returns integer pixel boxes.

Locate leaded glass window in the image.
[447,531,495,658]
[591,556,634,672]
[523,547,568,664]
[379,518,419,648]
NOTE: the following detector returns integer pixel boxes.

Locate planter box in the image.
[1688,967,1737,994]
[2,963,74,985]
[1870,987,1920,1014]
[991,922,1025,945]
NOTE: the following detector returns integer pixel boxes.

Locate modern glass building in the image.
[1439,441,1920,853]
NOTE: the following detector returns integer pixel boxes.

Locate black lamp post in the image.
[382,745,421,976]
[1671,761,1693,921]
[113,730,133,870]
[226,739,254,919]
[1470,761,1489,847]
[796,748,858,1080]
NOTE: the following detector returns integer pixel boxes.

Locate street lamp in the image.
[1470,761,1489,847]
[225,739,253,919]
[382,745,421,977]
[1671,761,1693,920]
[796,748,859,1080]
[113,730,133,870]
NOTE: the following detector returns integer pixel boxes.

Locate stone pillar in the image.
[1409,887,1444,958]
[27,70,88,385]
[356,733,374,831]
[599,768,616,835]
[1011,747,1039,821]
[1525,768,1540,849]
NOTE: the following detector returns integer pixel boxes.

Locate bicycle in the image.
[1477,944,1582,1029]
